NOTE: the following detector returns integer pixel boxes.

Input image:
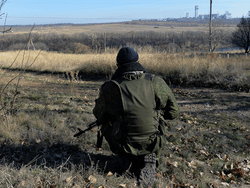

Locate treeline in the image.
[0,30,232,54]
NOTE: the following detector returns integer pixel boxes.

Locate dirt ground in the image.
[174,87,250,126]
[1,70,250,187]
[2,69,249,127]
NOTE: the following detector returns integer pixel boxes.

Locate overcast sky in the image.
[1,0,249,25]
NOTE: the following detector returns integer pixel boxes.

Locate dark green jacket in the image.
[93,62,179,156]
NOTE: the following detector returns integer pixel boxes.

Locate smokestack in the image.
[195,5,199,18]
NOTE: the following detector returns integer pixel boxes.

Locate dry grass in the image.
[1,23,237,35]
[0,51,116,72]
[0,20,249,187]
[0,48,250,187]
[0,50,249,91]
[0,67,249,187]
[0,69,249,187]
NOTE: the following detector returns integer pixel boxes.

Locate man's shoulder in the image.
[100,80,119,92]
[152,75,167,86]
[151,75,173,96]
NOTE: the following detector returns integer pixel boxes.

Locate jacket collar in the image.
[111,62,147,80]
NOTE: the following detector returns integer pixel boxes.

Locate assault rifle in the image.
[73,121,103,148]
[73,121,99,137]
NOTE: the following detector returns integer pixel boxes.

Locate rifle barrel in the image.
[73,121,98,137]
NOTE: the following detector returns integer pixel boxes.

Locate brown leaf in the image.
[156,173,163,179]
[107,172,113,177]
[118,184,127,188]
[230,176,235,181]
[65,177,72,183]
[50,183,57,188]
[88,175,97,184]
[221,175,227,180]
[36,177,45,183]
[232,168,247,178]
[19,180,26,187]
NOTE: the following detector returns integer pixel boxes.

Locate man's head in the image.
[116,47,139,65]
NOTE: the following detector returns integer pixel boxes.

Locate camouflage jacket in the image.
[93,62,179,123]
[93,62,179,155]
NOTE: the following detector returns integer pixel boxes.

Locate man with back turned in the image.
[93,47,179,187]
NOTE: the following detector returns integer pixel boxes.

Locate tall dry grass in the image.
[0,50,249,90]
[0,51,111,72]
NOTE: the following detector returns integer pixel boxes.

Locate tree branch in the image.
[0,26,11,33]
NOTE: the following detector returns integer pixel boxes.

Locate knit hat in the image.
[116,47,139,65]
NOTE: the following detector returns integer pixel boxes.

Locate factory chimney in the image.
[195,5,199,18]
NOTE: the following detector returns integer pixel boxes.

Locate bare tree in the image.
[0,0,7,16]
[209,22,231,52]
[231,12,250,53]
[0,1,39,116]
[0,0,11,33]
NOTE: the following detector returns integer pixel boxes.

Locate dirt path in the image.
[174,87,250,126]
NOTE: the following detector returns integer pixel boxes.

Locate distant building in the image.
[198,13,219,20]
[195,6,199,18]
[162,6,232,21]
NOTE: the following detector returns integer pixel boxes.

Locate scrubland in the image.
[0,13,250,188]
[0,26,250,187]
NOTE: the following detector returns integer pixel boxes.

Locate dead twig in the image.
[22,155,42,168]
[0,24,39,114]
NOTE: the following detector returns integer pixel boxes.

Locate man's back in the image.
[93,61,179,155]
[93,47,179,187]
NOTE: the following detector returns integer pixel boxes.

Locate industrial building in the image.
[185,5,231,20]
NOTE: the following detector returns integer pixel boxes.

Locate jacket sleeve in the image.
[153,76,180,120]
[93,81,122,122]
[93,83,107,122]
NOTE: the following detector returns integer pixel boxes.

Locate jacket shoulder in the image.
[152,75,168,88]
[101,80,118,91]
[99,80,121,100]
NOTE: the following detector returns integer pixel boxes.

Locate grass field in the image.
[0,67,249,187]
[0,21,250,187]
[1,21,237,35]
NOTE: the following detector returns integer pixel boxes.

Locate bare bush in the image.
[0,29,233,54]
[232,11,250,53]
